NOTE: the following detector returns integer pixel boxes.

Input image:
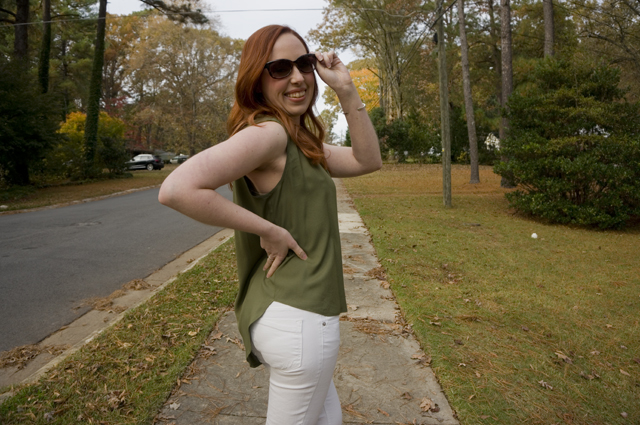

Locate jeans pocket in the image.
[250,317,302,370]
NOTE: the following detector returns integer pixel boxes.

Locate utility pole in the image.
[437,0,452,208]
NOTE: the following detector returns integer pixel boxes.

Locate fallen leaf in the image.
[475,372,481,378]
[606,324,613,328]
[169,402,180,410]
[521,326,530,332]
[620,369,631,377]
[555,351,573,364]
[401,391,412,400]
[377,408,390,417]
[188,331,198,337]
[454,339,464,345]
[538,380,553,390]
[580,371,595,380]
[420,397,433,412]
[621,412,628,418]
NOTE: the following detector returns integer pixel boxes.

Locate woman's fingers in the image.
[260,227,307,277]
[266,255,283,279]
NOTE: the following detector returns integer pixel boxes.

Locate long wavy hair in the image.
[227,25,328,169]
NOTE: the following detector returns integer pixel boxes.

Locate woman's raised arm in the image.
[314,51,382,178]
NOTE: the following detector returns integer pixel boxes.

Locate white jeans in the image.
[250,301,342,425]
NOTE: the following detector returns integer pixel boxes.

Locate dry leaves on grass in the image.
[411,352,432,367]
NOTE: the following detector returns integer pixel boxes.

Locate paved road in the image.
[0,186,232,353]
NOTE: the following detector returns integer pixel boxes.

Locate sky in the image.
[106,0,352,137]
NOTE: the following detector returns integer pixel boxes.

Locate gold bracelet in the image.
[343,103,366,115]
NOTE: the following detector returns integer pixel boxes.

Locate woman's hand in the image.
[313,51,354,96]
[260,225,307,278]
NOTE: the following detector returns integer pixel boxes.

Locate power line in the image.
[1,7,428,27]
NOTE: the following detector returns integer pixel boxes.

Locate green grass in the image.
[0,240,238,424]
[344,164,640,425]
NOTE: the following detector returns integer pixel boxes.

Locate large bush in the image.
[48,111,128,179]
[494,59,640,229]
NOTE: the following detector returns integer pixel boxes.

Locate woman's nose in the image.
[290,65,304,83]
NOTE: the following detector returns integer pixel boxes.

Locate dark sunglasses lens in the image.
[269,60,294,78]
[295,55,316,73]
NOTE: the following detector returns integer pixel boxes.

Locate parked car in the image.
[170,154,189,164]
[126,154,164,171]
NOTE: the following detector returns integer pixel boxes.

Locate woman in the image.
[159,25,381,424]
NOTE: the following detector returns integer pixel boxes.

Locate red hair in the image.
[227,25,328,169]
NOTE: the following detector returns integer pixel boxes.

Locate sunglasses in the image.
[264,53,317,79]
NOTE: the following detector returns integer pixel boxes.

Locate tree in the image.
[500,0,514,187]
[125,15,241,154]
[572,0,640,99]
[83,0,209,177]
[458,0,480,183]
[310,0,428,122]
[83,0,108,177]
[543,0,554,57]
[0,59,60,185]
[494,58,640,229]
[53,111,127,178]
[38,0,52,93]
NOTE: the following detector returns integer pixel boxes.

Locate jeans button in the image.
[322,322,326,326]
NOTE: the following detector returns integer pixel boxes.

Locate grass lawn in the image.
[0,164,178,212]
[343,164,640,425]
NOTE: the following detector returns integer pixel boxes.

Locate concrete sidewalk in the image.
[154,180,459,425]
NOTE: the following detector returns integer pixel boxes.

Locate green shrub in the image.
[494,59,640,229]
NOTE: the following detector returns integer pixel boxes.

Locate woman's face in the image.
[260,33,315,124]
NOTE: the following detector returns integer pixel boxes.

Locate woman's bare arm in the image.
[158,122,307,277]
[314,51,382,178]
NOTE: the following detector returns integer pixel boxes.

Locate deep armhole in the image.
[245,120,290,198]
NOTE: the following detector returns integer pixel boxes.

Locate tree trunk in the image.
[500,0,514,188]
[14,0,29,59]
[543,0,555,57]
[488,0,502,108]
[437,1,452,208]
[84,0,108,177]
[38,0,52,93]
[458,0,480,184]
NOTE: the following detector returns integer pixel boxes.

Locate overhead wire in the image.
[1,7,432,27]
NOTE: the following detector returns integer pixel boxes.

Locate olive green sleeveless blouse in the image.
[232,118,346,368]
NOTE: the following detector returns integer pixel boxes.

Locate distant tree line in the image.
[1,0,241,186]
